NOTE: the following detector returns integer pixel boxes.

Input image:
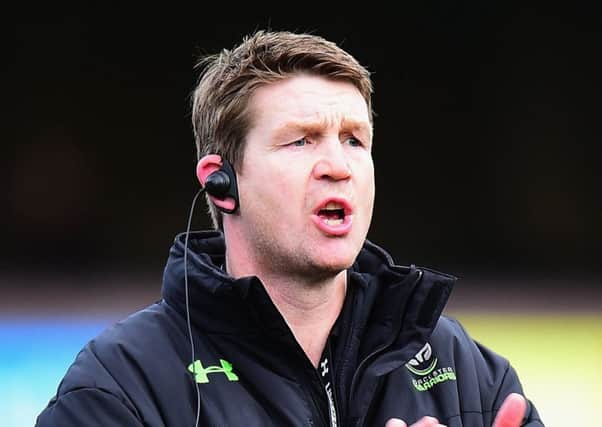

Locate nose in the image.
[311,141,351,181]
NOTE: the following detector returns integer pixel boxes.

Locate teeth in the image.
[325,202,343,210]
[324,218,344,226]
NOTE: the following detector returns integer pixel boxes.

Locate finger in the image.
[386,416,444,427]
[492,393,527,427]
[412,416,442,427]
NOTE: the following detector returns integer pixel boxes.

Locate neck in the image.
[223,227,347,367]
[260,270,347,367]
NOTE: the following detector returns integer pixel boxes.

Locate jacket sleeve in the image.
[36,387,144,427]
[490,359,544,426]
[445,316,545,426]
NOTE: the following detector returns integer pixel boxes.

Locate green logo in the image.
[405,343,456,392]
[411,369,457,392]
[188,359,239,384]
[405,357,438,376]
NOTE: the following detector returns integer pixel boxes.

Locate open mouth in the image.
[312,198,353,235]
[317,202,347,226]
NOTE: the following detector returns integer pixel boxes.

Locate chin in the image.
[298,233,365,274]
[312,249,357,273]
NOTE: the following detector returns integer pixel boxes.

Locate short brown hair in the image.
[191,30,373,228]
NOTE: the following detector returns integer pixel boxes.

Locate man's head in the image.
[191,30,373,229]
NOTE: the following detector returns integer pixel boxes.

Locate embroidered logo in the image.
[320,358,329,376]
[319,356,337,427]
[188,359,239,384]
[405,343,456,392]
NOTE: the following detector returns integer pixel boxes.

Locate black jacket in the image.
[37,231,543,426]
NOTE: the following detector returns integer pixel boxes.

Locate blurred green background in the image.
[453,313,602,426]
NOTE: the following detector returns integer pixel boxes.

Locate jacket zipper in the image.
[347,339,391,426]
[277,320,333,427]
[312,368,333,427]
[347,269,423,426]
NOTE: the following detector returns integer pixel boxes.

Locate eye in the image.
[345,137,363,147]
[290,137,309,147]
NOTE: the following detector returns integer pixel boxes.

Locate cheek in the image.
[241,164,304,215]
[358,161,375,199]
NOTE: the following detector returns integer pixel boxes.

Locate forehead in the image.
[247,74,371,136]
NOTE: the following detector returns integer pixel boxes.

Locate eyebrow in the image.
[272,117,373,142]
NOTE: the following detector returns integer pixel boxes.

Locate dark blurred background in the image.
[5,4,601,298]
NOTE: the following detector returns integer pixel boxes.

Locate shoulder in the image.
[431,315,512,380]
[57,301,179,395]
[37,302,176,426]
[430,314,476,347]
[432,314,502,352]
[92,301,178,353]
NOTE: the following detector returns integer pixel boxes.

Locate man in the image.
[37,30,543,426]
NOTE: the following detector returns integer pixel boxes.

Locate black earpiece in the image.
[186,157,239,423]
[204,159,239,214]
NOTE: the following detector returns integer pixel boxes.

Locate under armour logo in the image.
[188,359,239,384]
[320,358,329,377]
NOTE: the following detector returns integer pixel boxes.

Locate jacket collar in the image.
[162,230,283,335]
[161,230,456,343]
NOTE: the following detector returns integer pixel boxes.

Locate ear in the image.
[196,154,237,212]
[196,154,223,185]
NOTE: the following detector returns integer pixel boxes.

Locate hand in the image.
[384,392,526,427]
[385,416,444,426]
[492,393,527,427]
